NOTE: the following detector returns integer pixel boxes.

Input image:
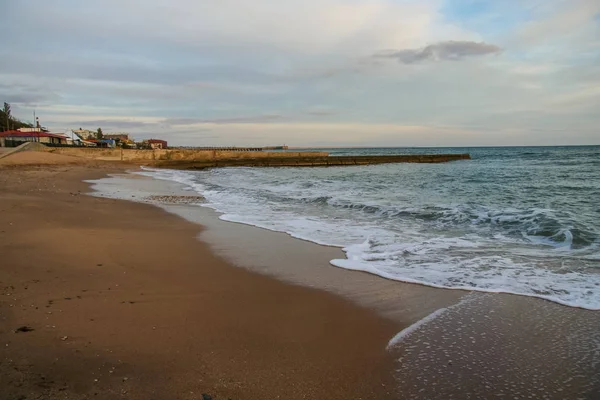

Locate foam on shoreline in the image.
[126,166,600,310]
[387,293,481,349]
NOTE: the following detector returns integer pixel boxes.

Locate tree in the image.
[3,102,11,131]
[0,102,33,131]
[96,127,103,140]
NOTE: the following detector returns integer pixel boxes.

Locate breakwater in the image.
[46,147,470,167]
[155,154,471,169]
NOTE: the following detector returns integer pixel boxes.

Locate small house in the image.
[147,139,168,149]
[0,129,69,147]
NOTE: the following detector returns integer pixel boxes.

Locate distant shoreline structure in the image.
[43,145,470,167]
[171,146,288,151]
[287,144,600,149]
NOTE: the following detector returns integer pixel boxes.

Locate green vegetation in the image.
[96,127,103,140]
[1,102,34,131]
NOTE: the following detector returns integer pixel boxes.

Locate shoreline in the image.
[90,166,600,399]
[0,160,399,399]
[96,167,597,312]
[2,153,599,399]
[88,169,466,324]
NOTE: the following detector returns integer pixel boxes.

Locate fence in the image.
[43,142,89,148]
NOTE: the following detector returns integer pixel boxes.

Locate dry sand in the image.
[0,154,398,399]
[0,150,85,166]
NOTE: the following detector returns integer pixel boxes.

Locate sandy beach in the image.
[2,151,599,400]
[0,153,398,399]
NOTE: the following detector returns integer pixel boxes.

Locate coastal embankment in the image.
[48,147,329,162]
[47,146,470,167]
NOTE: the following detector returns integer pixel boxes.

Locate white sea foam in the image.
[331,240,600,310]
[387,308,451,349]
[387,294,481,349]
[112,164,600,310]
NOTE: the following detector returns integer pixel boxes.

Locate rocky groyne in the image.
[154,154,471,169]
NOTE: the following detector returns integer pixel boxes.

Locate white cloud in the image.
[19,0,475,55]
[1,0,599,145]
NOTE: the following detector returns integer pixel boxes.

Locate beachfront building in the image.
[85,138,117,148]
[72,129,97,140]
[0,129,68,147]
[103,133,137,148]
[67,132,97,147]
[146,139,168,149]
[104,133,130,141]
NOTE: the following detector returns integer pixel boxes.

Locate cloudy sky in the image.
[2,0,599,146]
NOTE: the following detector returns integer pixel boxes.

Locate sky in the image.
[1,0,599,147]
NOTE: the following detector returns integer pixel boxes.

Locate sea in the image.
[137,146,600,310]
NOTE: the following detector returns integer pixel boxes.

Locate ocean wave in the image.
[332,238,600,310]
[136,157,600,310]
[293,197,598,252]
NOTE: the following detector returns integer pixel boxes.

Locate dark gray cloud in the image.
[164,115,283,125]
[375,41,502,64]
[0,83,61,105]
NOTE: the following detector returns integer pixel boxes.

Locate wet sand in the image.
[0,158,399,399]
[90,169,600,400]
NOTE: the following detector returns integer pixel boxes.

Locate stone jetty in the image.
[47,146,471,168]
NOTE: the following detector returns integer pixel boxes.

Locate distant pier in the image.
[47,146,471,167]
[175,147,264,152]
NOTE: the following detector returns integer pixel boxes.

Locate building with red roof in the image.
[147,139,168,149]
[0,129,69,147]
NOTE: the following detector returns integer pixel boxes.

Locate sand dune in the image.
[0,150,85,165]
